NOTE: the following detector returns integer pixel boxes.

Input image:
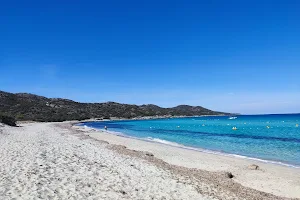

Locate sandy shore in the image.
[0,122,299,200]
[77,124,300,199]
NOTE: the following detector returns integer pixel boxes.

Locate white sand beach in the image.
[0,121,299,200]
[83,125,300,199]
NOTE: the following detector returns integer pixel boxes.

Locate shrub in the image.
[1,115,17,126]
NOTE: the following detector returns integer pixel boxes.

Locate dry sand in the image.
[0,122,299,200]
[82,125,300,199]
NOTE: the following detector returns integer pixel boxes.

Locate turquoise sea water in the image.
[81,114,300,167]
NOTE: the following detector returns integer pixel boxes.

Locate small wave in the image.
[145,137,183,147]
[226,154,300,168]
[80,123,300,169]
[144,138,300,169]
[101,129,128,137]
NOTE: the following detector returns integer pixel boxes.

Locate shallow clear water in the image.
[82,114,300,167]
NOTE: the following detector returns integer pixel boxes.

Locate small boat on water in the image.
[229,117,237,120]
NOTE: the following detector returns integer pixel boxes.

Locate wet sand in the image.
[76,124,300,199]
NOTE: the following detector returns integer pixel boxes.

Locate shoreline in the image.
[75,114,231,123]
[115,134,300,169]
[1,121,299,199]
[74,123,300,198]
[78,122,300,169]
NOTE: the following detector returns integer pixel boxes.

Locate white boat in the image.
[229,117,237,120]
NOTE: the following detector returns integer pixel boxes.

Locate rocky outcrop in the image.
[0,115,16,127]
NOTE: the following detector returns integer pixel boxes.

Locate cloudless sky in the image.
[1,0,300,114]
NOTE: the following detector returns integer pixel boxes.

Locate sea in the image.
[81,114,300,167]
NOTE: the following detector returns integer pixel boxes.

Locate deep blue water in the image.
[81,114,300,167]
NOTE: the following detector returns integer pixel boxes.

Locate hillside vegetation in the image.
[0,90,228,122]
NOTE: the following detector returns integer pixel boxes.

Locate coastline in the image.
[78,118,300,169]
[77,114,230,122]
[78,123,300,169]
[103,129,300,169]
[74,123,300,198]
[1,121,299,199]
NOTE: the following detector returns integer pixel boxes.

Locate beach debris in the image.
[119,190,127,195]
[232,127,237,130]
[145,152,154,157]
[248,164,260,170]
[225,172,234,179]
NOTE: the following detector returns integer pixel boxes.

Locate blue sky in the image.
[1,0,300,114]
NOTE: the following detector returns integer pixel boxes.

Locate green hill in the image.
[0,90,229,122]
